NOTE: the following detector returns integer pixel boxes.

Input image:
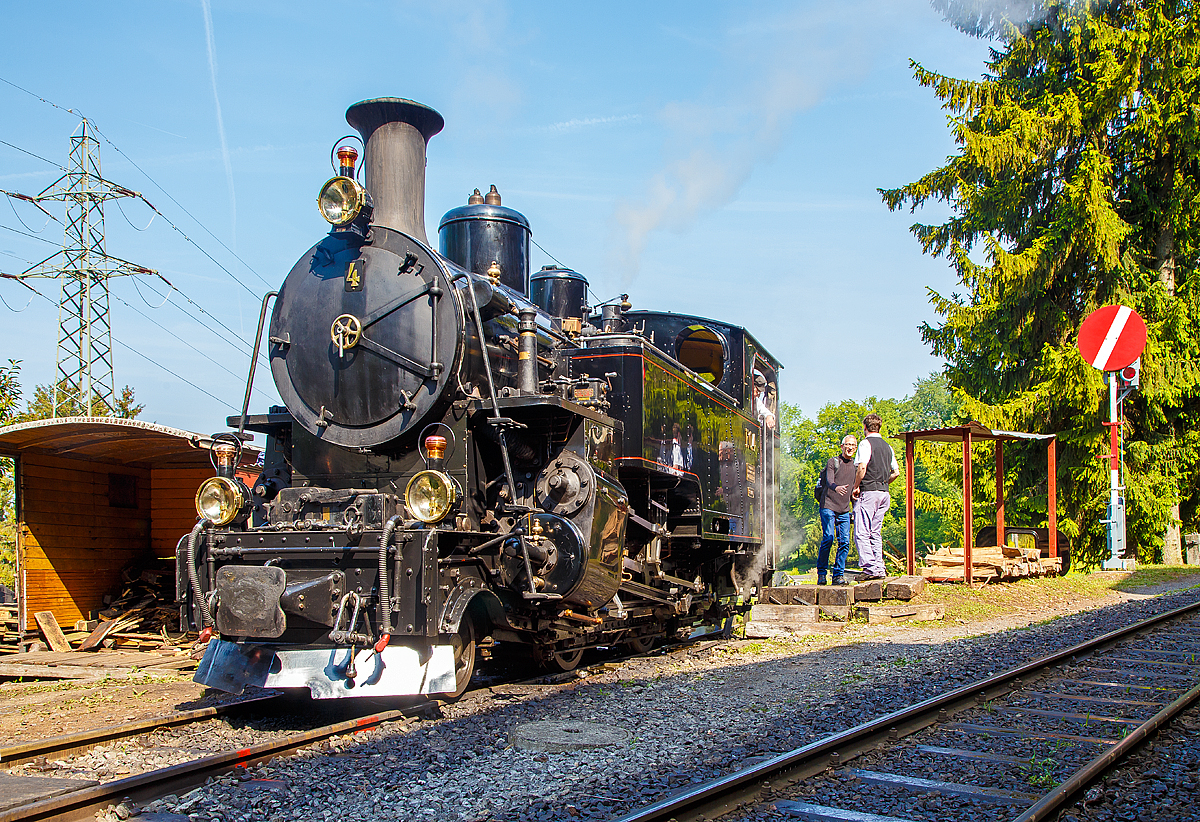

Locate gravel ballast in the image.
[61,584,1200,821]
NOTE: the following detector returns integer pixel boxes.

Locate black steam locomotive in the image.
[181,98,781,699]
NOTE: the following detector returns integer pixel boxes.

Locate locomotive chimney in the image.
[345,98,445,244]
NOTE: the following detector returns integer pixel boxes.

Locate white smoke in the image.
[200,0,237,247]
[611,3,898,279]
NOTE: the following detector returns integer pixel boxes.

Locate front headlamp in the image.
[318,176,368,226]
[405,470,457,523]
[195,476,248,526]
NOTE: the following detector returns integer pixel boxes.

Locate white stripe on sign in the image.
[1092,305,1132,369]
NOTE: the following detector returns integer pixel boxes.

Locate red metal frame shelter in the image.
[895,422,1057,585]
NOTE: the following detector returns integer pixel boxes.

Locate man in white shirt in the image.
[850,413,899,580]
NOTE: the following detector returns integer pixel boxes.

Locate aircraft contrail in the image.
[200,0,237,248]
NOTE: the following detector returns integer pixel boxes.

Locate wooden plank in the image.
[854,604,945,623]
[20,453,151,476]
[78,615,129,651]
[34,611,72,652]
[884,576,925,600]
[20,499,148,517]
[0,663,106,681]
[19,526,151,545]
[20,551,146,571]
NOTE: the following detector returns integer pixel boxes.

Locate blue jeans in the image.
[818,507,852,579]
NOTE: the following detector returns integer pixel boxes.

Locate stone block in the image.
[759,586,818,606]
[818,605,853,621]
[817,586,853,607]
[750,604,820,627]
[885,575,926,600]
[854,603,945,624]
[851,581,883,602]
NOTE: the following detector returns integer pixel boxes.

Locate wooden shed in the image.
[0,418,258,639]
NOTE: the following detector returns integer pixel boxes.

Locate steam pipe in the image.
[517,307,538,394]
[187,521,213,628]
[345,98,444,243]
[377,515,401,643]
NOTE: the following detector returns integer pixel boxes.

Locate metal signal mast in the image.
[5,118,155,417]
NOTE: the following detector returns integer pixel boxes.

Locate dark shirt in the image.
[861,436,896,492]
[821,454,857,514]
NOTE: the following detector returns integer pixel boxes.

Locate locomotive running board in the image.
[194,638,457,699]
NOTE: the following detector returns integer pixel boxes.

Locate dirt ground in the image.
[2,567,1198,748]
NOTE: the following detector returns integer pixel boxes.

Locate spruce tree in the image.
[881,0,1200,565]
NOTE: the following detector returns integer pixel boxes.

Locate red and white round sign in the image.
[1077,305,1147,372]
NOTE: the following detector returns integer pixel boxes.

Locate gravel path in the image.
[94,584,1200,822]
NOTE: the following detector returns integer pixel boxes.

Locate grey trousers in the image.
[854,490,891,576]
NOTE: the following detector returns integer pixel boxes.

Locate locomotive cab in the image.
[180,97,781,701]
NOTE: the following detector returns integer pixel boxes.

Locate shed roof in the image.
[0,417,259,468]
[894,420,1055,443]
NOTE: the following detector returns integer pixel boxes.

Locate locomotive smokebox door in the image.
[213,566,287,638]
[268,230,463,449]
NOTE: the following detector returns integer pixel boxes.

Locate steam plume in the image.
[612,5,886,279]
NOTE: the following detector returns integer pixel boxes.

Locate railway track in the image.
[0,693,283,768]
[0,637,714,822]
[611,598,1200,822]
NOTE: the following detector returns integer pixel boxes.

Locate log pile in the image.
[920,543,1062,583]
[79,565,186,650]
[25,565,189,652]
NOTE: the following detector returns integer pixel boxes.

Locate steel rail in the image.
[0,641,684,821]
[0,709,410,822]
[1013,678,1200,822]
[610,597,1200,822]
[0,693,282,766]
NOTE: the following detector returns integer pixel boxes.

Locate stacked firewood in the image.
[1,603,19,654]
[88,566,188,650]
[921,543,1063,583]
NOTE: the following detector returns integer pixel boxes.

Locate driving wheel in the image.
[447,619,476,699]
[548,647,584,672]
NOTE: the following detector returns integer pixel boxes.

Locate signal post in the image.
[1077,306,1146,571]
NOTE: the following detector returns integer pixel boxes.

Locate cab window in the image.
[675,325,725,384]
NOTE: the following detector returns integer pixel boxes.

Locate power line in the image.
[0,222,59,245]
[111,289,274,404]
[88,121,275,291]
[0,137,69,172]
[1,75,276,303]
[0,75,80,118]
[4,273,241,411]
[136,274,270,369]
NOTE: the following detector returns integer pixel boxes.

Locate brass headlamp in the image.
[195,475,250,526]
[318,176,368,226]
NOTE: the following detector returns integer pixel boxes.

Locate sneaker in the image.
[861,573,886,581]
[831,576,847,586]
[817,576,828,586]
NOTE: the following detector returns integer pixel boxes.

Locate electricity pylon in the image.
[8,118,155,417]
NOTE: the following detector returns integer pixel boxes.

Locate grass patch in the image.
[1111,565,1200,592]
[915,565,1200,625]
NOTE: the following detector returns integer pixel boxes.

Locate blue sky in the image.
[0,1,992,435]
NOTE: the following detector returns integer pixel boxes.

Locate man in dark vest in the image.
[817,434,857,585]
[851,413,899,580]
